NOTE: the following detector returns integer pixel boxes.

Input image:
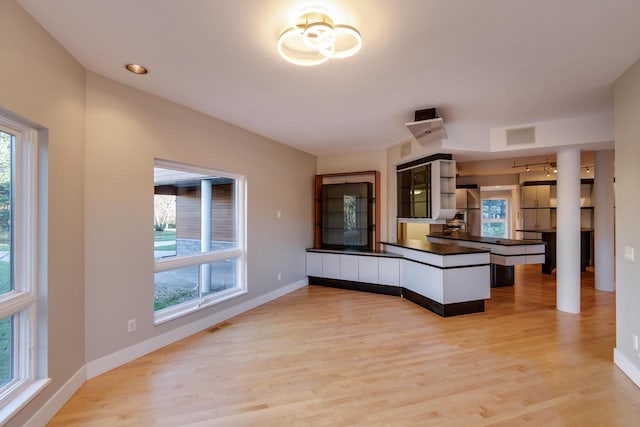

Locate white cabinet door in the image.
[523,185,550,208]
[323,254,340,279]
[358,256,379,284]
[306,252,323,277]
[523,209,538,228]
[522,186,538,208]
[537,208,551,229]
[536,185,550,208]
[378,258,400,286]
[340,255,359,281]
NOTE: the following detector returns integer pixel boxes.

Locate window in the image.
[0,115,48,421]
[481,198,509,238]
[153,160,246,324]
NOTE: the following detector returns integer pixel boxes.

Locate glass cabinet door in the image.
[397,169,412,218]
[397,164,432,218]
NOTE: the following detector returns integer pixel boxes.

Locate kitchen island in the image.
[307,239,491,317]
[427,232,545,287]
[515,228,592,274]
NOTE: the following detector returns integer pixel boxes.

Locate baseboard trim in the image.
[308,276,402,297]
[86,278,308,379]
[24,366,86,427]
[614,348,640,389]
[402,288,485,317]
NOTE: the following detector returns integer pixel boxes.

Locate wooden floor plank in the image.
[48,266,640,426]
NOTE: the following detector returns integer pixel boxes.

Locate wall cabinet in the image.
[397,155,456,222]
[522,208,551,230]
[522,185,550,208]
[519,179,594,235]
[454,186,480,234]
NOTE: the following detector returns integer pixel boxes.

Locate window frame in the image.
[481,197,510,238]
[153,159,247,325]
[0,115,49,423]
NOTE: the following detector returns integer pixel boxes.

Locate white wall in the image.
[490,113,614,153]
[84,72,316,362]
[0,1,86,425]
[614,57,640,386]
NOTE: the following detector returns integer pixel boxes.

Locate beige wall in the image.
[614,57,640,378]
[84,72,316,361]
[317,150,388,241]
[1,1,316,423]
[0,1,86,425]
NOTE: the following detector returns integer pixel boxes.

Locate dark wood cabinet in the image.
[314,171,381,251]
[321,182,373,249]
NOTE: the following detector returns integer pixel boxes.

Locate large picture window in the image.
[153,160,246,324]
[0,115,47,422]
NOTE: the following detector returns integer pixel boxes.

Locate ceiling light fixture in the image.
[125,63,148,74]
[278,8,361,66]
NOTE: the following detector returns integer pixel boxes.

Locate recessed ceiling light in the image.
[125,63,148,74]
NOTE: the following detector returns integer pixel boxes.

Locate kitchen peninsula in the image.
[427,232,546,287]
[306,239,491,317]
[515,228,592,274]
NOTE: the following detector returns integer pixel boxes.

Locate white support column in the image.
[200,179,212,293]
[594,149,615,292]
[556,148,581,313]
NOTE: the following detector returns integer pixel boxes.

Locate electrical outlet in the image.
[277,272,282,281]
[624,246,635,261]
[128,319,136,333]
[634,334,639,352]
[277,210,281,218]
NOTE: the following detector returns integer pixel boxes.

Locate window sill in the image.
[154,288,247,326]
[0,378,51,425]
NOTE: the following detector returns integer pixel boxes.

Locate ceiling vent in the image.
[400,141,412,157]
[506,126,536,145]
[405,108,447,145]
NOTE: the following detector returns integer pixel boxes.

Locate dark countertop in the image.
[516,228,593,233]
[306,247,402,258]
[428,232,544,246]
[382,239,489,255]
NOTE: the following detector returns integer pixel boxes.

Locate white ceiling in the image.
[16,0,640,157]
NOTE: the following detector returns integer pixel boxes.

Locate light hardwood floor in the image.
[49,266,640,426]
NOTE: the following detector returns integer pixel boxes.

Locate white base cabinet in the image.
[306,252,401,286]
[307,240,490,317]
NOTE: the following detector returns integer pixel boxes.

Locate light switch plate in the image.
[624,246,635,261]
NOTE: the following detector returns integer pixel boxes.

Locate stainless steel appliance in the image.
[445,211,466,232]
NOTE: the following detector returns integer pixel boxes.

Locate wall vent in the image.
[400,141,412,157]
[506,126,536,145]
